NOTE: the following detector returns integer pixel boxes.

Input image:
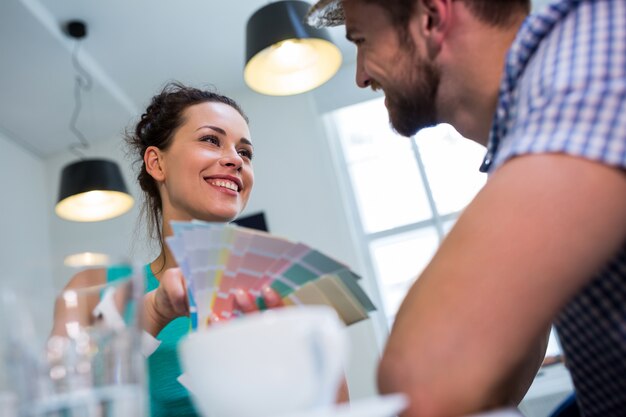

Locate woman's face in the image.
[153,101,254,223]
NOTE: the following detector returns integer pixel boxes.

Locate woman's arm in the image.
[142,267,189,337]
[53,266,189,340]
[51,268,106,337]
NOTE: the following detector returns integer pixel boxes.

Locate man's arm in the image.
[378,154,626,417]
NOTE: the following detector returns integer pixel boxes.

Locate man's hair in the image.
[459,0,531,27]
[361,0,530,34]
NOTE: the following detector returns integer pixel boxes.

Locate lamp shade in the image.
[64,252,111,267]
[244,0,342,96]
[56,159,134,222]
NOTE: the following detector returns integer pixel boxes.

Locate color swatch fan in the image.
[166,221,375,330]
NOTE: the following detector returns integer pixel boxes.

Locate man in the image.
[306,1,626,416]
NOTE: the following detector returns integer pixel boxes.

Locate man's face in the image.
[344,0,441,137]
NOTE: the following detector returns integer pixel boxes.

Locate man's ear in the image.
[144,146,165,182]
[412,0,452,52]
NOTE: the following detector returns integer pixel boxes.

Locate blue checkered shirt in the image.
[480,1,626,415]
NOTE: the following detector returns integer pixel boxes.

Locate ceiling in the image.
[0,0,354,157]
[1,0,552,158]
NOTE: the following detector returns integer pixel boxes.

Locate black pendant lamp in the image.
[56,159,134,222]
[55,20,134,222]
[244,0,342,96]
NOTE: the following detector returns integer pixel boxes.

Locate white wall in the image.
[311,62,383,114]
[0,132,54,339]
[43,90,383,399]
[45,128,153,289]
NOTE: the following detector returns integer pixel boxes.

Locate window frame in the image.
[321,99,469,346]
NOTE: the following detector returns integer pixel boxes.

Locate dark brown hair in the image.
[458,0,531,27]
[360,0,530,41]
[125,82,248,250]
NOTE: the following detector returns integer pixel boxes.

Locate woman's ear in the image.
[144,146,165,182]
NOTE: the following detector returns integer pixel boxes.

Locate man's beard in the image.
[385,54,440,137]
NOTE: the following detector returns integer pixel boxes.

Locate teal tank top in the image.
[107,264,198,417]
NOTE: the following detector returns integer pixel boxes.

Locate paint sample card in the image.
[167,221,376,329]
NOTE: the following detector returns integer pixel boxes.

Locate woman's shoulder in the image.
[64,268,107,290]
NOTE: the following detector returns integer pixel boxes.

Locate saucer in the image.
[465,409,523,417]
[274,393,409,417]
[272,395,524,417]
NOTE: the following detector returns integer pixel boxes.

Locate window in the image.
[326,97,487,326]
[326,97,565,363]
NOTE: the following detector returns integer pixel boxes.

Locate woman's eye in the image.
[200,135,220,145]
[238,149,253,160]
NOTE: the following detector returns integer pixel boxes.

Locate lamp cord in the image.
[68,41,93,159]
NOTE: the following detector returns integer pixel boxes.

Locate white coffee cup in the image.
[178,305,348,417]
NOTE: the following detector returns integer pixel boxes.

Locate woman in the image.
[132,82,269,416]
[55,82,279,416]
[55,82,348,415]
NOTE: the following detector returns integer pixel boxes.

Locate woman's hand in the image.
[234,285,284,313]
[234,286,350,404]
[143,267,189,336]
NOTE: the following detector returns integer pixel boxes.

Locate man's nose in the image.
[355,53,372,88]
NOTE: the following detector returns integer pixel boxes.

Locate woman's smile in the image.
[204,175,242,195]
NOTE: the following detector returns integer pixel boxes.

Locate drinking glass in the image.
[8,261,147,417]
[0,289,21,417]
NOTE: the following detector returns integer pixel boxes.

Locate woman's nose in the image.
[219,149,243,169]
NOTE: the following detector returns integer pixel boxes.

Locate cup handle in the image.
[309,320,347,406]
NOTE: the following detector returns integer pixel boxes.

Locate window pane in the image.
[333,98,433,233]
[415,124,487,216]
[547,327,563,357]
[369,227,439,318]
[443,218,457,235]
